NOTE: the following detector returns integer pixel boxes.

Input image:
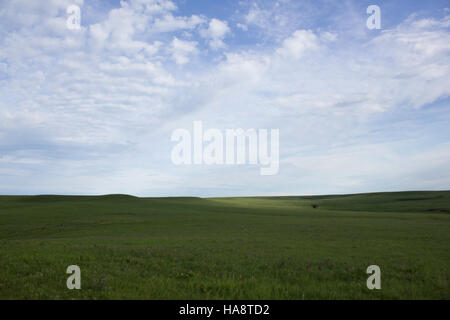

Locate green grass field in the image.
[0,191,449,299]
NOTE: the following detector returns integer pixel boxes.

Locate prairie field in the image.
[0,191,449,299]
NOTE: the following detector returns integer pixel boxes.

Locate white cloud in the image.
[245,3,270,28]
[240,1,312,41]
[200,18,230,49]
[169,37,198,64]
[153,14,206,32]
[236,23,248,31]
[276,29,319,59]
[123,0,177,14]
[320,31,338,42]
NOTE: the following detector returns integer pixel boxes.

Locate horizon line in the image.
[1,189,449,199]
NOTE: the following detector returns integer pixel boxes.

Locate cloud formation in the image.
[200,18,230,49]
[0,0,449,196]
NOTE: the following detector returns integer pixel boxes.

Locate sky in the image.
[0,0,449,197]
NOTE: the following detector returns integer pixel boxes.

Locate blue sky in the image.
[0,0,449,197]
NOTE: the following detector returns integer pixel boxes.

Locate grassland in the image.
[0,191,449,299]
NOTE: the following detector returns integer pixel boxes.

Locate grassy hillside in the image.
[0,191,449,299]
